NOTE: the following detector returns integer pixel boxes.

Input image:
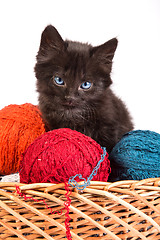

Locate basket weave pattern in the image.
[0,178,160,239]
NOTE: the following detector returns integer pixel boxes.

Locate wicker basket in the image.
[0,178,160,239]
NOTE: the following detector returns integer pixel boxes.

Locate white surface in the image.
[0,173,20,182]
[0,0,160,132]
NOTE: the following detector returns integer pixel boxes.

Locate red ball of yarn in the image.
[20,128,110,184]
[0,103,46,175]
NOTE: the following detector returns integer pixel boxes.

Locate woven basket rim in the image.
[0,178,160,240]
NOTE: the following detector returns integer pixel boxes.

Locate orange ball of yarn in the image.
[0,103,46,175]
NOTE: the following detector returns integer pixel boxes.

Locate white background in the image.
[0,0,160,133]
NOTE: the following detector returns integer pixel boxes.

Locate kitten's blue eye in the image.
[80,81,92,90]
[54,76,64,86]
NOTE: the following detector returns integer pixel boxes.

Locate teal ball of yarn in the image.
[109,130,160,181]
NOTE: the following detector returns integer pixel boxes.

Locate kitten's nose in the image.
[65,96,76,101]
[64,96,76,107]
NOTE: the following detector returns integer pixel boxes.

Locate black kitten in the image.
[35,25,133,153]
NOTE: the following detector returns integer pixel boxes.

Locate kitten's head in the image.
[35,25,118,126]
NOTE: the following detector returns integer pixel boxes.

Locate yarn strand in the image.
[15,184,72,239]
[68,147,108,190]
[15,185,66,215]
[64,182,72,239]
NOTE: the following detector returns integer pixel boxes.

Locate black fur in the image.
[35,25,133,152]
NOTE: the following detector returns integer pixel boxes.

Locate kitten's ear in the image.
[37,25,65,62]
[90,38,118,72]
